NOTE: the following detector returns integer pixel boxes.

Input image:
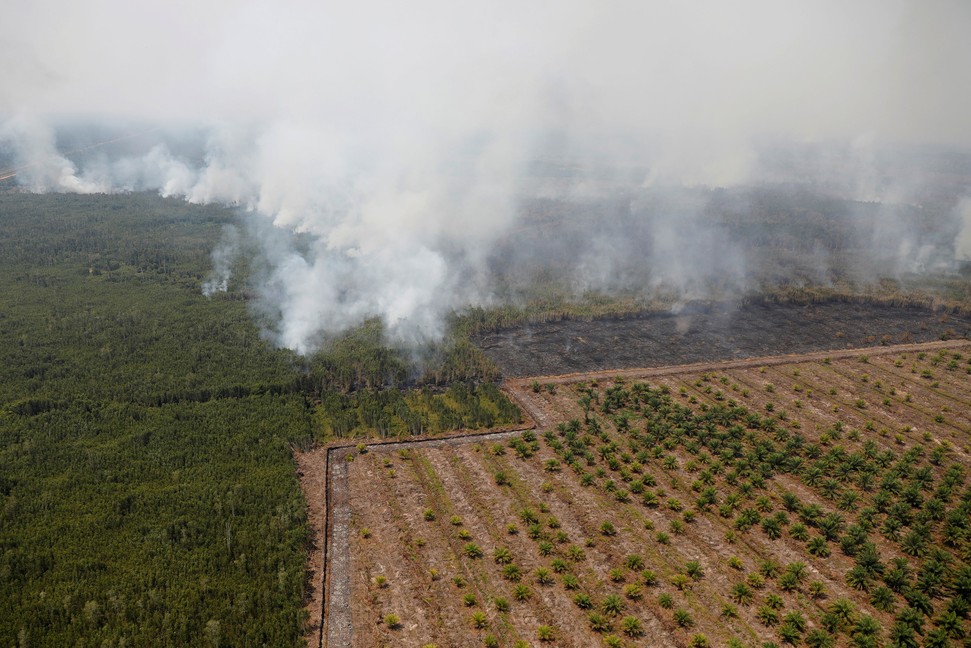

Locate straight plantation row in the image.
[341,344,971,647]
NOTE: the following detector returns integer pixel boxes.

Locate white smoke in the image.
[0,114,106,193]
[201,225,241,297]
[956,199,971,262]
[2,0,970,351]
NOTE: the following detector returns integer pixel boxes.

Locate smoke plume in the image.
[2,0,970,351]
[956,199,971,262]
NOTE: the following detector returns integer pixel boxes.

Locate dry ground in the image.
[303,339,971,647]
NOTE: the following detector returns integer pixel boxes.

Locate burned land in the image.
[475,302,971,378]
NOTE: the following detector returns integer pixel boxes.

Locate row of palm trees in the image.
[536,372,970,647]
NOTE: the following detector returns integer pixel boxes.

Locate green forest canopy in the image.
[0,192,519,646]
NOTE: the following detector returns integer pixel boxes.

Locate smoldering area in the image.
[475,302,971,377]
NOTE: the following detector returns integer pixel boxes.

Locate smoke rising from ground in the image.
[2,0,970,351]
[956,199,971,262]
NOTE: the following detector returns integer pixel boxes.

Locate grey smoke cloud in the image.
[2,0,970,350]
[956,199,971,262]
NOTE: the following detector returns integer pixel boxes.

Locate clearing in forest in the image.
[312,340,971,647]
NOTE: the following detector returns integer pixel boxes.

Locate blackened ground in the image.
[474,302,971,377]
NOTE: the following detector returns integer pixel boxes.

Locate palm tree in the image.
[762,516,784,540]
[819,512,844,542]
[573,593,592,609]
[779,623,801,644]
[621,616,644,637]
[916,559,947,599]
[870,586,896,613]
[808,580,827,600]
[808,536,831,557]
[689,634,710,648]
[888,622,919,648]
[685,560,704,580]
[757,605,779,626]
[759,559,781,579]
[903,588,933,616]
[673,609,694,628]
[894,607,923,635]
[847,565,874,592]
[883,562,910,593]
[513,584,531,601]
[781,491,801,512]
[470,611,488,629]
[922,628,951,648]
[779,572,800,592]
[851,615,882,648]
[803,466,824,487]
[601,594,625,617]
[786,562,808,582]
[783,612,806,632]
[535,567,554,585]
[838,491,860,511]
[789,523,809,541]
[588,612,611,633]
[900,530,927,558]
[933,610,963,639]
[801,503,824,527]
[856,543,884,578]
[821,479,841,500]
[765,594,785,610]
[729,583,754,605]
[804,629,835,648]
[828,598,856,631]
[502,564,522,582]
[536,625,556,642]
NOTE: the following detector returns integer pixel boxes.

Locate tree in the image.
[829,598,857,631]
[871,586,897,613]
[762,515,784,539]
[932,610,964,639]
[808,536,832,557]
[588,612,611,633]
[731,583,754,605]
[805,629,835,648]
[601,594,625,617]
[673,609,694,628]
[847,565,875,592]
[685,560,704,580]
[888,622,918,648]
[894,607,923,636]
[851,615,882,648]
[819,512,845,541]
[621,616,644,637]
[923,627,951,648]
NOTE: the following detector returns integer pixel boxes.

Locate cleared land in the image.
[312,339,971,647]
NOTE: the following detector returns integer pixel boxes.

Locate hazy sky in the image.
[4,0,969,143]
[3,0,970,350]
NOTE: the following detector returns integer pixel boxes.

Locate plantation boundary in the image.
[305,338,970,647]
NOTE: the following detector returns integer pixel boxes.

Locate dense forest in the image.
[0,192,520,646]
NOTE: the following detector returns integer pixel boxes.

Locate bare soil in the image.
[302,336,971,647]
[295,446,329,648]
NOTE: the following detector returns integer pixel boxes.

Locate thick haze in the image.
[2,0,970,351]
